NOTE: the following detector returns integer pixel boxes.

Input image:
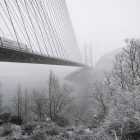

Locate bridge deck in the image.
[0,47,90,68]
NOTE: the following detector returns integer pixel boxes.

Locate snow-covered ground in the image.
[0,122,94,140]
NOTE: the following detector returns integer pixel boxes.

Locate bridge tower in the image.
[85,43,93,67]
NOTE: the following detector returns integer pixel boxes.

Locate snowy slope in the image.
[93,48,123,80]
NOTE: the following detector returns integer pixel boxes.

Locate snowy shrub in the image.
[59,130,70,139]
[9,136,29,140]
[66,126,75,131]
[10,115,22,125]
[93,104,140,140]
[82,111,106,129]
[0,113,11,123]
[70,133,94,140]
[1,123,12,136]
[53,115,69,127]
[44,125,60,136]
[76,127,85,135]
[22,122,36,135]
[31,130,45,140]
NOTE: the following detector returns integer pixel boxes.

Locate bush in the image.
[60,130,70,139]
[53,115,69,127]
[93,105,140,140]
[70,133,94,140]
[9,135,30,140]
[1,123,12,136]
[0,113,11,123]
[45,125,60,136]
[10,115,22,125]
[22,122,36,135]
[31,130,45,140]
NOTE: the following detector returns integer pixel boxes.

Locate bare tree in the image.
[23,89,30,120]
[123,38,140,88]
[92,81,108,114]
[46,70,74,119]
[30,89,46,120]
[55,83,74,116]
[111,53,126,90]
[103,38,140,108]
[13,83,23,124]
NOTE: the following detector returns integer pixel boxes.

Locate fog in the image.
[0,62,78,101]
[0,1,140,139]
[66,0,140,65]
[0,0,139,105]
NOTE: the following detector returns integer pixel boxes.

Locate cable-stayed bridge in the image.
[0,0,90,68]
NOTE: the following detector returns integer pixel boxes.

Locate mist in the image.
[0,0,140,139]
[0,62,78,101]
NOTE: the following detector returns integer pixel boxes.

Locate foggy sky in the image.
[66,0,140,65]
[0,62,78,101]
[0,0,140,101]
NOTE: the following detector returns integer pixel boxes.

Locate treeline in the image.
[0,70,78,127]
[1,38,140,139]
[89,38,140,139]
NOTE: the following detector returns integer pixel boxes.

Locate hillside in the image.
[93,48,123,80]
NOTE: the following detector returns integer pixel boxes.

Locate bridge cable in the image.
[55,0,72,61]
[60,0,79,62]
[27,0,44,54]
[50,0,69,60]
[30,2,55,56]
[58,0,72,61]
[20,0,45,54]
[28,0,55,56]
[4,0,21,50]
[24,0,53,56]
[0,4,23,43]
[31,0,60,58]
[32,0,50,56]
[0,12,15,40]
[59,0,73,61]
[49,0,70,60]
[46,0,68,60]
[41,0,66,59]
[33,0,54,56]
[13,0,43,53]
[29,0,48,55]
[24,0,54,55]
[61,0,79,61]
[20,0,53,55]
[0,28,5,37]
[23,0,42,53]
[29,0,58,56]
[7,0,37,52]
[61,0,78,61]
[15,0,33,52]
[63,0,82,62]
[17,0,46,54]
[37,0,57,57]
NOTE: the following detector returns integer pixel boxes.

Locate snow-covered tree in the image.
[46,70,74,120]
[13,83,23,124]
[23,89,30,120]
[30,89,46,120]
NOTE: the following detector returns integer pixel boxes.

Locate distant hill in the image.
[65,48,123,83]
[92,48,123,80]
[65,68,93,85]
[64,48,123,112]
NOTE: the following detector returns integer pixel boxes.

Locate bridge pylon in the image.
[85,43,93,67]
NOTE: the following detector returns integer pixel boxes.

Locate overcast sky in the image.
[0,0,140,66]
[0,0,140,101]
[66,0,140,65]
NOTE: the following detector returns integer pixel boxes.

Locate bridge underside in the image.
[0,47,89,68]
